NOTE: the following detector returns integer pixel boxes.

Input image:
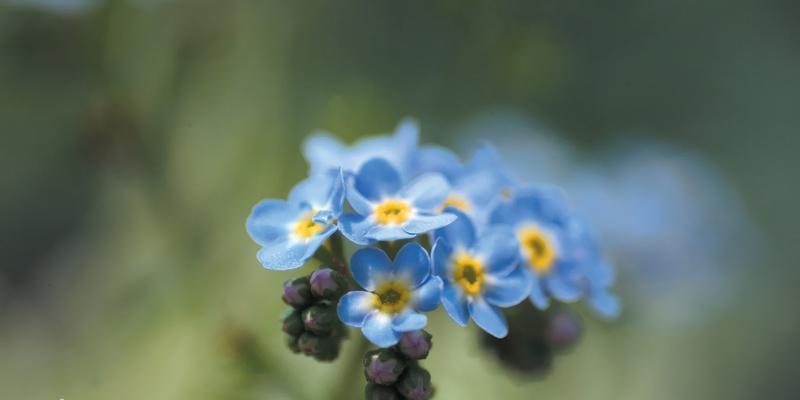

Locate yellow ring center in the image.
[372,281,412,314]
[452,253,485,295]
[293,212,324,239]
[518,226,556,275]
[373,199,411,225]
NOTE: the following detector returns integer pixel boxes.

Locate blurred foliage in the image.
[1,0,798,399]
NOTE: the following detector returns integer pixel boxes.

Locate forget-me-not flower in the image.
[431,209,530,338]
[337,243,443,347]
[339,158,457,245]
[246,170,344,270]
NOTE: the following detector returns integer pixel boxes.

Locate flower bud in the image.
[309,268,348,300]
[297,332,341,362]
[301,303,338,335]
[363,349,406,385]
[545,307,582,352]
[281,308,304,336]
[365,383,403,400]
[281,276,313,309]
[396,364,433,400]
[286,334,301,354]
[396,330,433,360]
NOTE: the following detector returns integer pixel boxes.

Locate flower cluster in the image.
[246,119,620,398]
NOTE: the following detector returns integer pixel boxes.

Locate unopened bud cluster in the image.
[281,267,349,361]
[480,303,582,375]
[364,330,435,400]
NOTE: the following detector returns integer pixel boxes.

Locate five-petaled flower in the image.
[337,243,443,347]
[431,208,531,338]
[339,158,457,244]
[246,170,344,270]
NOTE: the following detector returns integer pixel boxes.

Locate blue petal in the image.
[365,224,416,241]
[303,132,346,176]
[246,200,297,246]
[431,237,454,279]
[475,226,519,276]
[529,275,551,310]
[441,284,469,326]
[400,173,451,211]
[513,186,570,226]
[545,274,584,303]
[432,208,476,250]
[413,145,462,181]
[392,242,431,288]
[338,213,374,245]
[256,240,307,271]
[288,174,337,210]
[337,291,376,327]
[327,169,346,215]
[362,311,402,348]
[350,247,393,291]
[392,311,427,332]
[354,158,403,201]
[483,267,531,307]
[301,225,338,260]
[468,297,508,338]
[412,276,443,312]
[403,213,457,235]
[589,290,621,319]
[346,180,374,216]
[489,199,518,227]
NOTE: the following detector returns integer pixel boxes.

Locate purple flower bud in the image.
[281,276,313,309]
[281,308,304,336]
[363,349,406,385]
[365,383,403,400]
[309,268,348,300]
[545,308,582,352]
[396,330,433,360]
[396,364,433,400]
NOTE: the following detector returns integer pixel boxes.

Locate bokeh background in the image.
[2,1,798,399]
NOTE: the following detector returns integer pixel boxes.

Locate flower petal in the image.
[346,179,374,216]
[362,311,402,348]
[545,274,583,303]
[432,208,476,249]
[301,225,338,260]
[483,267,531,307]
[392,242,431,288]
[288,173,338,211]
[589,290,621,319]
[365,224,416,242]
[412,276,443,312]
[529,273,551,310]
[412,145,462,181]
[256,240,307,271]
[246,200,297,246]
[468,297,508,338]
[392,311,427,332]
[441,284,469,326]
[475,226,519,276]
[303,132,347,176]
[400,173,451,211]
[337,291,376,327]
[338,213,374,245]
[350,247,393,291]
[354,158,403,201]
[402,213,457,235]
[431,237,454,278]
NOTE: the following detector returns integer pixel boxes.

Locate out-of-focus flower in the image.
[303,118,419,179]
[431,209,530,338]
[246,171,345,270]
[339,158,456,244]
[337,243,443,347]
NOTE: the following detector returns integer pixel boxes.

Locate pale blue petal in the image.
[468,297,508,338]
[431,238,454,278]
[288,175,334,209]
[403,213,457,235]
[346,180,374,216]
[303,132,346,176]
[589,290,621,320]
[301,225,338,260]
[337,291,376,327]
[326,169,345,215]
[246,200,297,246]
[475,226,519,276]
[400,173,451,211]
[338,213,374,245]
[529,278,551,310]
[365,224,415,241]
[483,267,531,307]
[350,247,393,291]
[362,312,402,348]
[256,240,307,271]
[432,208,476,249]
[545,275,583,303]
[489,200,518,227]
[413,145,462,181]
[412,276,443,312]
[441,284,469,326]
[355,158,403,201]
[392,311,427,332]
[392,242,430,288]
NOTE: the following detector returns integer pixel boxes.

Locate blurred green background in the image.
[1,1,798,399]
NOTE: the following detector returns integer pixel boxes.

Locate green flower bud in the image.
[365,383,403,400]
[301,303,338,335]
[363,349,406,385]
[281,308,305,336]
[396,364,434,400]
[297,332,341,362]
[396,330,432,360]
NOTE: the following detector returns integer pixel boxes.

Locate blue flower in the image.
[337,243,443,347]
[303,118,419,179]
[490,186,585,310]
[339,158,457,244]
[246,171,345,270]
[431,209,530,338]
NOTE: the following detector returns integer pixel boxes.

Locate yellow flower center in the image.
[293,213,324,239]
[452,253,485,295]
[441,195,471,212]
[518,226,556,275]
[373,199,411,225]
[372,281,411,314]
